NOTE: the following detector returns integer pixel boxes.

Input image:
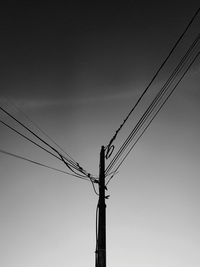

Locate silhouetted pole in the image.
[96,146,106,267]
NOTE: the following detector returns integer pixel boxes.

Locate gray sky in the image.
[0,2,200,267]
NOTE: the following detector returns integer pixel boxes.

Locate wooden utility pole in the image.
[96,146,106,267]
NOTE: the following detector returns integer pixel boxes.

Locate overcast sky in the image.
[0,2,200,267]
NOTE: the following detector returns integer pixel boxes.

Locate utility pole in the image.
[96,146,106,267]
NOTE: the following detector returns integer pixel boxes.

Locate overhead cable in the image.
[0,106,74,162]
[105,7,200,159]
[0,119,94,180]
[0,119,62,161]
[2,97,78,165]
[106,49,200,183]
[106,31,200,175]
[0,148,90,181]
[59,153,98,182]
[0,105,92,176]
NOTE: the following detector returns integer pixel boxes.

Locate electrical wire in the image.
[0,118,92,179]
[1,97,78,165]
[0,105,92,176]
[88,180,99,196]
[0,106,77,166]
[0,106,63,156]
[0,148,90,181]
[0,117,99,191]
[105,7,200,159]
[0,119,94,180]
[106,32,200,175]
[0,119,62,161]
[62,157,99,195]
[106,49,200,184]
[105,172,118,186]
[59,153,98,182]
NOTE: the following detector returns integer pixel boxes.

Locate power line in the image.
[0,119,96,181]
[0,148,90,181]
[106,49,200,184]
[105,7,200,159]
[0,119,61,161]
[0,106,55,152]
[59,153,98,182]
[1,97,78,165]
[0,106,73,161]
[0,105,92,176]
[105,29,200,175]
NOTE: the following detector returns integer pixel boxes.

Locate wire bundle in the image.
[105,9,200,183]
[0,103,97,183]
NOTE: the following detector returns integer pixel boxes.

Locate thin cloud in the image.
[1,62,199,113]
[0,86,142,112]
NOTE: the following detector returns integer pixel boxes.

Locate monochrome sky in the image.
[0,2,200,267]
